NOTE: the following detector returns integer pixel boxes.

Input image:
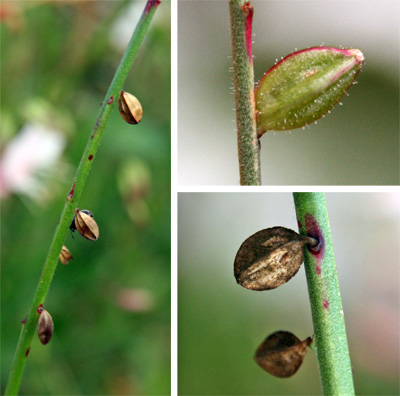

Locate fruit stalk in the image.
[293,193,354,396]
[229,0,261,185]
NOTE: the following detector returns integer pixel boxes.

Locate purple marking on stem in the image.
[145,0,161,14]
[107,96,114,105]
[37,304,44,314]
[21,317,27,324]
[305,214,325,260]
[242,2,253,63]
[88,154,93,161]
[297,220,302,229]
[67,182,76,201]
[323,299,329,310]
[25,347,30,358]
[316,264,321,275]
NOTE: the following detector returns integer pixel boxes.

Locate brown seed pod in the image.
[75,210,99,241]
[234,226,317,291]
[37,309,54,345]
[59,245,73,265]
[118,91,143,124]
[254,331,312,378]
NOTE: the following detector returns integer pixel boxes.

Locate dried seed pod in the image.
[234,226,317,291]
[118,91,143,124]
[73,209,99,241]
[70,209,93,233]
[37,309,54,345]
[59,245,73,265]
[254,331,312,378]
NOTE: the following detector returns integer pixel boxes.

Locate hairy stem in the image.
[293,193,354,396]
[4,2,160,394]
[229,0,261,185]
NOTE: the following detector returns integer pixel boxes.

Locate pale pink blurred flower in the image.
[0,122,65,200]
[116,288,154,312]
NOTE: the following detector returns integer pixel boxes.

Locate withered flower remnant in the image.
[118,91,143,125]
[59,245,73,265]
[37,309,54,345]
[70,209,99,241]
[254,330,312,377]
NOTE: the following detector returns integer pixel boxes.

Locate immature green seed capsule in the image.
[255,46,364,136]
[118,91,143,124]
[59,245,73,265]
[37,309,54,345]
[234,226,317,291]
[74,210,99,241]
[254,331,312,378]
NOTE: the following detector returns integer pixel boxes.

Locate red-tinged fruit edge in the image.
[255,46,364,136]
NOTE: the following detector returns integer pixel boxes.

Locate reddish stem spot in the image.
[323,299,329,310]
[107,96,114,105]
[305,214,325,260]
[37,304,43,314]
[316,264,321,275]
[242,2,253,63]
[88,154,93,161]
[67,182,75,201]
[21,317,27,324]
[145,0,160,14]
[297,220,302,229]
[25,347,30,357]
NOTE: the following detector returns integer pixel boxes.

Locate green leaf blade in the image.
[255,47,364,136]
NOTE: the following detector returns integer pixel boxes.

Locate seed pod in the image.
[37,309,54,345]
[255,47,364,136]
[70,209,93,233]
[118,91,143,124]
[73,209,99,241]
[59,245,73,265]
[254,331,312,377]
[234,227,317,291]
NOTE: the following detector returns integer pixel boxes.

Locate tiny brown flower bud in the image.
[74,209,99,241]
[118,91,143,124]
[59,245,73,265]
[234,226,317,291]
[37,309,54,345]
[254,331,312,378]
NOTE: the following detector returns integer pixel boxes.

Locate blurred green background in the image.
[178,193,400,395]
[1,1,170,395]
[178,0,399,185]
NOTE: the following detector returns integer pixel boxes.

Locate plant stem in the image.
[4,2,160,394]
[293,193,354,396]
[229,0,261,185]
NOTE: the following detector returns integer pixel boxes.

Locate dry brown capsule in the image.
[118,91,143,124]
[254,331,312,378]
[74,209,99,241]
[234,226,317,291]
[59,245,73,265]
[37,309,54,345]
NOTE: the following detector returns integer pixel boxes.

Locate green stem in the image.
[5,2,160,394]
[229,0,261,185]
[293,193,354,396]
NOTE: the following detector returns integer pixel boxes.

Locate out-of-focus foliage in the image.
[1,1,170,395]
